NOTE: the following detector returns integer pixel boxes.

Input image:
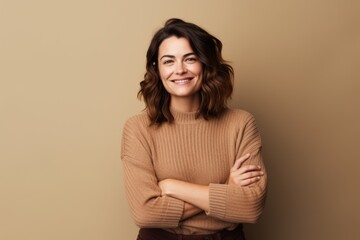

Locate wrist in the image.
[159,179,175,196]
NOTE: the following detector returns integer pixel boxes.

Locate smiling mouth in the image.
[171,78,192,83]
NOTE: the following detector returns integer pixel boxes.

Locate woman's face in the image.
[157,36,203,105]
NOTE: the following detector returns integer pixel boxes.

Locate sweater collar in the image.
[170,108,204,124]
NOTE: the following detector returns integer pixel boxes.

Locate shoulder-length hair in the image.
[138,18,234,125]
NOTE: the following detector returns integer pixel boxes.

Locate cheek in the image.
[158,67,172,81]
[161,78,172,93]
[191,63,203,77]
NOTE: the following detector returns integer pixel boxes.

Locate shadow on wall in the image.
[231,96,296,240]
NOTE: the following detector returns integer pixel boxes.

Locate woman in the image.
[121,18,267,240]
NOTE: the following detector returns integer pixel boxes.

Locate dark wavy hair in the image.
[138,18,234,124]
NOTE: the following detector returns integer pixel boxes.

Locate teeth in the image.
[173,79,190,83]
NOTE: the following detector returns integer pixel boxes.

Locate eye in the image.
[163,59,174,65]
[185,57,197,63]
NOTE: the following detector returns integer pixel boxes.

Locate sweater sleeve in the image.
[208,113,267,223]
[121,117,184,228]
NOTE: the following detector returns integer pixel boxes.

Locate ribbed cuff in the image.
[164,196,185,227]
[208,183,228,219]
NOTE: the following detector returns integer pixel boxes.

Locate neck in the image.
[170,95,200,112]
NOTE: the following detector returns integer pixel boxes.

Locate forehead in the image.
[158,36,194,58]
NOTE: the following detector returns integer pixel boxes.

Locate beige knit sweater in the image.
[121,108,267,235]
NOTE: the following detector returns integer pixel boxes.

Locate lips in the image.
[170,78,193,84]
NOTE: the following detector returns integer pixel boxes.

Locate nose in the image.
[175,62,187,74]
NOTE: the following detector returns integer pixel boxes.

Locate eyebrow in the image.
[159,52,196,60]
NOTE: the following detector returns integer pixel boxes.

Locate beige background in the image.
[1,0,359,239]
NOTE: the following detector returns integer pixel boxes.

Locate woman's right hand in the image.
[228,153,264,186]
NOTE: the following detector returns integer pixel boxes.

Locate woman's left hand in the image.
[228,153,264,186]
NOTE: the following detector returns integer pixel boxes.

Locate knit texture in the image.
[121,108,267,235]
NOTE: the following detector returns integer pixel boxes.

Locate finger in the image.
[231,153,250,172]
[238,176,261,187]
[235,164,261,175]
[238,171,264,181]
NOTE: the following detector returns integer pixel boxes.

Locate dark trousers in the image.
[137,224,246,240]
